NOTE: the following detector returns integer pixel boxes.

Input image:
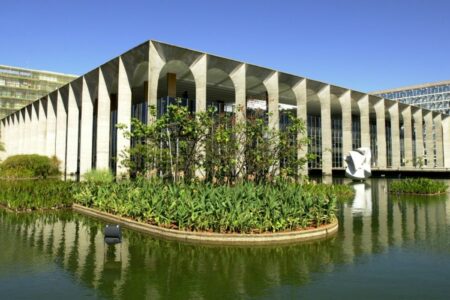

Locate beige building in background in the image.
[0,41,449,179]
[0,65,76,119]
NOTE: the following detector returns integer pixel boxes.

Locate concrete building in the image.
[1,40,449,178]
[0,65,77,119]
[373,80,450,115]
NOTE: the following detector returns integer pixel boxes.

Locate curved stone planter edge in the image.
[72,204,338,245]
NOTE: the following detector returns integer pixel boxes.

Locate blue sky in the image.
[1,0,449,92]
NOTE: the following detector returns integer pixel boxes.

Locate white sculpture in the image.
[345,147,371,180]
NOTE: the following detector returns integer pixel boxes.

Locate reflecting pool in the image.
[1,178,450,299]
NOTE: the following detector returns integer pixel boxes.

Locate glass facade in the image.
[307,115,322,169]
[0,65,76,119]
[370,120,377,166]
[376,82,450,115]
[331,117,342,168]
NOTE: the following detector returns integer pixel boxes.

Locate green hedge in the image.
[0,180,75,211]
[389,178,448,195]
[0,155,60,179]
[74,180,337,233]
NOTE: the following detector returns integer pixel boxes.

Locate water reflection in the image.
[1,179,450,299]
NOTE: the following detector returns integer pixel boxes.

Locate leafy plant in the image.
[0,180,75,211]
[74,179,337,233]
[118,101,309,184]
[389,178,448,195]
[82,169,114,183]
[0,154,60,179]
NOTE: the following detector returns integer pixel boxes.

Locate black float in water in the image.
[104,224,122,245]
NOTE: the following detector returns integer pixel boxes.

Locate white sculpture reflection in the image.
[351,182,372,217]
[345,147,372,180]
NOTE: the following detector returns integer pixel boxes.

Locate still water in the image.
[1,178,450,299]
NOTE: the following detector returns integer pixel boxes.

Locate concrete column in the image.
[3,117,9,157]
[13,112,20,155]
[191,54,207,113]
[358,94,371,149]
[55,90,68,175]
[230,63,246,177]
[66,84,80,178]
[18,110,25,154]
[433,114,443,168]
[401,106,413,167]
[46,94,57,157]
[292,78,308,177]
[230,64,246,123]
[388,102,400,168]
[442,116,450,168]
[79,77,94,176]
[413,109,424,167]
[148,41,165,123]
[38,99,47,155]
[24,106,32,154]
[9,114,16,155]
[31,102,40,155]
[374,99,386,168]
[96,68,111,170]
[116,57,132,177]
[265,72,279,132]
[319,85,332,176]
[424,111,434,167]
[339,90,352,163]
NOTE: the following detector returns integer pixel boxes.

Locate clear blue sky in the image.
[1,0,449,92]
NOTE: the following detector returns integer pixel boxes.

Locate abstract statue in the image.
[345,147,371,180]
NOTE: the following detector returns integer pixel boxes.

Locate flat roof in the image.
[0,64,78,78]
[371,80,450,95]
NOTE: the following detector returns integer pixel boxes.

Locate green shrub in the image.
[0,155,60,179]
[389,178,448,195]
[0,180,75,211]
[74,179,337,233]
[82,169,114,183]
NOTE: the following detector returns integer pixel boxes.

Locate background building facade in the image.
[373,81,450,115]
[1,41,450,179]
[0,65,76,119]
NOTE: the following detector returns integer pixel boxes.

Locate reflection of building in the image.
[0,65,76,119]
[1,41,450,178]
[373,81,450,116]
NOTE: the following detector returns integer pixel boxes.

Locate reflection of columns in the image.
[96,68,111,169]
[46,94,57,157]
[230,63,246,177]
[401,106,413,167]
[358,95,370,149]
[433,114,443,167]
[79,77,94,176]
[66,84,80,177]
[38,99,47,155]
[339,90,352,164]
[56,90,67,174]
[413,109,424,167]
[292,79,308,177]
[117,57,132,177]
[148,41,165,123]
[374,99,386,168]
[319,85,332,176]
[424,111,434,167]
[388,102,400,168]
[443,116,450,168]
[377,179,388,248]
[265,72,279,132]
